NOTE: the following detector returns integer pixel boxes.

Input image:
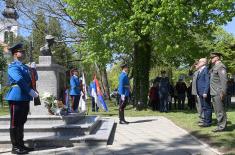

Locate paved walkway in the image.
[0,116,220,155]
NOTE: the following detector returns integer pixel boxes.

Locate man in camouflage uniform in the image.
[210,52,228,132]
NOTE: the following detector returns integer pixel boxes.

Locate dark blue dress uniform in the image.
[118,69,130,124]
[69,75,81,112]
[5,43,35,154]
[196,66,212,126]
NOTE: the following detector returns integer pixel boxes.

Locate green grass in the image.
[88,99,235,154]
[0,106,8,116]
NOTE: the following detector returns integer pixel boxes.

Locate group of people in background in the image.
[148,52,235,132]
[148,71,190,113]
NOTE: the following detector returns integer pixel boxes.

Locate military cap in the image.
[210,52,223,58]
[120,63,128,69]
[70,68,78,75]
[45,35,54,40]
[8,43,24,54]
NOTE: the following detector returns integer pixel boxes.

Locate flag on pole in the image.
[93,75,108,112]
[79,72,87,112]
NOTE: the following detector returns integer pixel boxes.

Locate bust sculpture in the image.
[40,35,55,56]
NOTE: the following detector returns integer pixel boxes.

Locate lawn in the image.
[1,99,234,154]
[0,106,8,116]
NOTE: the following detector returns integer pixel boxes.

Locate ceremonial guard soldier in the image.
[118,64,130,124]
[5,43,38,154]
[69,69,81,112]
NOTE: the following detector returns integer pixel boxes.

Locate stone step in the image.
[0,112,86,126]
[0,118,115,149]
[0,115,101,137]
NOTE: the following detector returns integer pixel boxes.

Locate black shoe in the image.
[12,146,28,154]
[198,123,211,127]
[212,128,224,132]
[119,120,125,124]
[21,145,34,152]
[123,120,129,124]
[198,120,203,124]
[119,120,129,124]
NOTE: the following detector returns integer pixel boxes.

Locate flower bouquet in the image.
[41,92,68,115]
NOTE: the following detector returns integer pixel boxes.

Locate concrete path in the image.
[0,116,221,155]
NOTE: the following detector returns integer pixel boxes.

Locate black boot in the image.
[10,128,28,154]
[18,127,34,152]
[119,111,128,124]
[122,111,129,124]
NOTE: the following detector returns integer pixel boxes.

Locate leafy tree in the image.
[195,27,235,73]
[64,0,235,109]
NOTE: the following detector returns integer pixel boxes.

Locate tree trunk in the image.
[133,35,151,110]
[101,67,111,100]
[96,65,111,100]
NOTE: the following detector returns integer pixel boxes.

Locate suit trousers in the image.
[211,95,227,130]
[199,95,212,125]
[195,95,204,121]
[159,92,168,112]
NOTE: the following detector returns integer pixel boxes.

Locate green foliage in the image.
[195,27,235,73]
[107,64,121,91]
[48,17,72,67]
[0,51,7,72]
[31,13,47,63]
[64,0,235,108]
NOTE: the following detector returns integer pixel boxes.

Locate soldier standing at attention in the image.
[210,52,228,132]
[5,43,38,154]
[118,64,130,124]
[70,69,81,112]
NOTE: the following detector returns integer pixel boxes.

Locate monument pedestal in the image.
[30,56,66,115]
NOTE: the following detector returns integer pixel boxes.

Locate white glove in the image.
[121,95,125,101]
[29,89,39,98]
[31,62,36,68]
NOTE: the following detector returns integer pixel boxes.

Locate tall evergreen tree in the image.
[31,13,47,63]
[47,17,72,67]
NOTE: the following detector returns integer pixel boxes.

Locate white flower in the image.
[41,92,51,100]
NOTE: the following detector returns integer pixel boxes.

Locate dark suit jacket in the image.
[196,66,210,96]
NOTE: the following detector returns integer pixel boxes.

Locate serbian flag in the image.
[94,76,108,112]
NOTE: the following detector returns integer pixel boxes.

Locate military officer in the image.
[5,43,38,154]
[210,52,228,132]
[118,64,130,124]
[69,69,81,112]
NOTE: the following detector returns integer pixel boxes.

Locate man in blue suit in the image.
[196,58,212,127]
[5,43,38,154]
[69,69,81,112]
[118,64,130,124]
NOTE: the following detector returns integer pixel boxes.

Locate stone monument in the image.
[30,35,66,115]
